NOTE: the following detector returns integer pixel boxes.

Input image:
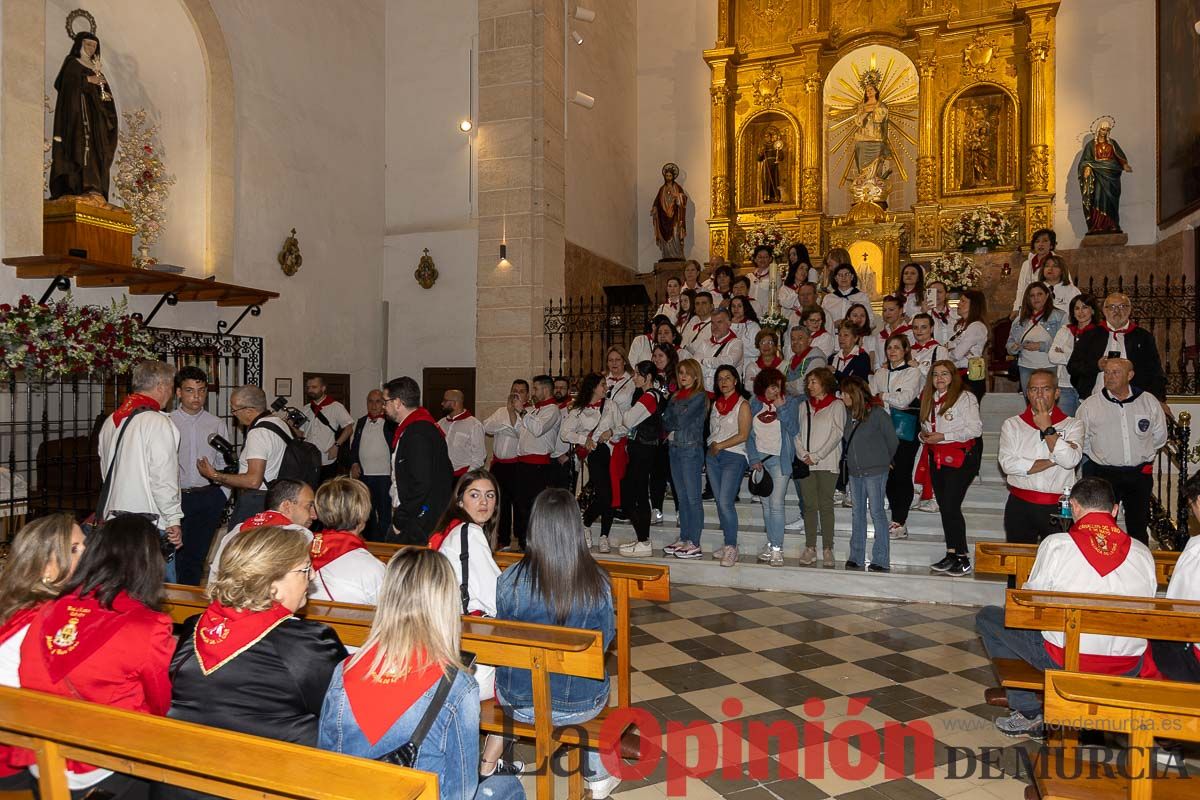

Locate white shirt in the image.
[605,373,637,416]
[302,399,354,466]
[560,403,623,450]
[240,416,291,489]
[483,407,521,462]
[208,521,312,585]
[1024,530,1156,659]
[1011,252,1047,313]
[869,364,922,413]
[488,402,562,458]
[1077,388,1168,467]
[680,316,712,350]
[310,543,386,605]
[743,355,785,387]
[822,289,875,328]
[98,408,183,527]
[628,334,655,367]
[689,330,744,393]
[1165,535,1200,649]
[910,340,945,381]
[170,408,229,490]
[947,321,989,370]
[999,413,1084,499]
[438,412,486,474]
[656,299,681,323]
[1045,282,1080,316]
[708,396,747,455]
[436,521,502,616]
[731,320,761,364]
[1048,325,1084,393]
[922,390,983,443]
[1093,323,1134,394]
[928,307,959,344]
[357,417,392,476]
[751,401,783,456]
[809,329,837,363]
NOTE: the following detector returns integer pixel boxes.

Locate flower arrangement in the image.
[951,207,1014,251]
[758,310,789,336]
[925,253,981,291]
[0,295,154,381]
[114,109,176,268]
[739,222,792,261]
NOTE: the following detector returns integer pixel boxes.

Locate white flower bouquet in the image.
[926,253,981,291]
[739,223,792,261]
[951,208,1014,251]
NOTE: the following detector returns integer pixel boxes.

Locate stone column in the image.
[1,0,46,257]
[476,0,566,418]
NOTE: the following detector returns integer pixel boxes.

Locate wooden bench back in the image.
[0,685,436,800]
[1003,588,1200,671]
[976,542,1178,587]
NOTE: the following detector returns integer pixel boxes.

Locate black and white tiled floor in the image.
[517,585,1038,800]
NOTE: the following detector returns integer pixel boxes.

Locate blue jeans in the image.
[670,446,705,545]
[498,690,610,781]
[848,473,890,568]
[706,449,747,547]
[756,456,789,548]
[1057,386,1080,417]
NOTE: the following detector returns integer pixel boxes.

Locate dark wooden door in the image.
[304,372,352,414]
[422,368,476,418]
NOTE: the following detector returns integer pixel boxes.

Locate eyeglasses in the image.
[1105,304,1130,311]
[290,565,313,580]
[230,405,254,413]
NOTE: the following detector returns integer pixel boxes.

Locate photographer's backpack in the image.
[250,418,323,488]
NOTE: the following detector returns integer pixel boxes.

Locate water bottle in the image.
[1059,489,1072,523]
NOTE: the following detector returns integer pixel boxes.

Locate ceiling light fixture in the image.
[570,90,595,109]
[571,30,584,45]
[574,7,595,23]
[459,119,473,132]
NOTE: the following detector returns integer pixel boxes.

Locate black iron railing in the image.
[543,296,657,385]
[1152,413,1193,551]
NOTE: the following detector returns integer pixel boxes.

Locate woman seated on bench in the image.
[488,488,619,799]
[165,525,348,790]
[0,514,86,792]
[309,477,385,605]
[16,515,175,800]
[318,548,525,800]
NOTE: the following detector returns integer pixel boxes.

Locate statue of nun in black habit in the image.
[49,32,119,207]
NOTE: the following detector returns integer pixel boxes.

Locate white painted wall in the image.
[44,0,207,271]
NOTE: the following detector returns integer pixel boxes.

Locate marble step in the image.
[724,474,1013,510]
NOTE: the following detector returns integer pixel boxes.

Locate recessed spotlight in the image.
[459,119,473,132]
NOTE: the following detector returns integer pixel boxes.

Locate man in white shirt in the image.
[689,307,744,392]
[680,292,714,350]
[484,379,527,549]
[438,389,486,478]
[975,476,1157,737]
[98,360,183,582]
[301,376,354,485]
[207,478,315,585]
[493,375,561,551]
[1076,358,1168,544]
[198,384,292,526]
[998,369,1083,545]
[349,389,396,540]
[170,366,230,585]
[1152,472,1200,682]
[551,377,575,490]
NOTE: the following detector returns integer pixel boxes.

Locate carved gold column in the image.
[704,55,734,263]
[911,40,941,257]
[801,69,822,214]
[1024,9,1056,237]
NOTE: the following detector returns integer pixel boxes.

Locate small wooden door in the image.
[304,372,352,414]
[422,368,476,418]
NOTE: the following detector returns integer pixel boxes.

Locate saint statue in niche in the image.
[962,106,996,189]
[1078,117,1132,235]
[49,24,119,208]
[852,80,893,186]
[756,126,786,203]
[651,163,689,261]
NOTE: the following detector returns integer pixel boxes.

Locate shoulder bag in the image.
[93,406,153,524]
[376,671,456,768]
[837,415,864,486]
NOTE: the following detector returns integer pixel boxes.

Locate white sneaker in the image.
[619,540,653,558]
[751,495,762,504]
[768,546,784,566]
[833,490,845,505]
[652,509,664,525]
[662,538,685,555]
[785,517,805,531]
[842,492,853,508]
[757,543,773,562]
[918,499,939,513]
[888,522,908,540]
[586,774,622,800]
[598,535,610,553]
[585,529,593,548]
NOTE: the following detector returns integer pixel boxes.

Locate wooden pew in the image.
[163,585,613,800]
[1037,671,1197,800]
[0,684,436,800]
[975,542,1178,588]
[366,541,671,708]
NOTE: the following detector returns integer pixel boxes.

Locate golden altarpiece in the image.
[704,0,1059,295]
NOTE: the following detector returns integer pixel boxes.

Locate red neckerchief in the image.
[789,347,812,371]
[112,393,160,426]
[1101,321,1137,334]
[1028,310,1045,326]
[557,398,571,410]
[755,396,778,423]
[710,330,736,346]
[809,394,836,412]
[343,647,443,746]
[756,354,783,371]
[1067,512,1132,577]
[241,510,293,530]
[586,400,603,409]
[931,308,950,323]
[836,348,863,366]
[310,530,369,570]
[391,407,442,448]
[1018,405,1068,431]
[882,323,912,340]
[714,393,741,416]
[1032,253,1047,270]
[309,395,336,416]
[912,339,939,352]
[427,520,465,551]
[1068,323,1096,337]
[533,398,557,410]
[446,410,472,423]
[193,601,291,675]
[37,590,142,682]
[673,387,698,402]
[0,604,40,647]
[812,328,828,339]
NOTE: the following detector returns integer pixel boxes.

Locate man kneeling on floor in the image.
[974,476,1157,738]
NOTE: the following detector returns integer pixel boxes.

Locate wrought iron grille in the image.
[543,296,657,384]
[0,326,263,535]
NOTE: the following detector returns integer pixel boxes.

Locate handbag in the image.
[967,356,987,382]
[890,408,919,442]
[749,467,773,497]
[930,440,973,469]
[792,402,811,479]
[376,671,456,768]
[837,415,864,486]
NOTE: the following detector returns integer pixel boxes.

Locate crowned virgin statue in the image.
[1078,117,1132,235]
[49,30,118,207]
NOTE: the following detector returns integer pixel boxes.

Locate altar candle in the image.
[768,261,779,315]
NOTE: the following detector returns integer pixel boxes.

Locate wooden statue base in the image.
[1080,232,1128,248]
[43,198,135,267]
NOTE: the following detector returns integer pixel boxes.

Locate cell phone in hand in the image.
[924,288,937,308]
[1107,351,1121,359]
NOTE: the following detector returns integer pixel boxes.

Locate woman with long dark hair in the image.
[495,490,618,799]
[657,276,683,321]
[870,334,922,540]
[1048,293,1100,416]
[616,363,668,558]
[662,359,708,559]
[559,373,622,553]
[649,345,679,524]
[654,319,681,353]
[429,469,504,617]
[893,262,926,319]
[947,289,990,402]
[677,290,696,331]
[706,263,736,304]
[1007,281,1066,392]
[707,365,752,568]
[730,296,762,365]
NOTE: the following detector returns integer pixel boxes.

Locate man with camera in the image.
[197,385,291,525]
[170,366,230,585]
[98,360,183,582]
[302,375,354,485]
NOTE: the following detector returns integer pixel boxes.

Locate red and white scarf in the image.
[194,601,292,675]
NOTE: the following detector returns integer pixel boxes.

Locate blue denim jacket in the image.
[663,391,707,450]
[745,394,798,469]
[494,563,615,714]
[1007,308,1066,360]
[319,665,480,800]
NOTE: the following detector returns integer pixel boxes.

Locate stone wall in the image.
[564,240,637,300]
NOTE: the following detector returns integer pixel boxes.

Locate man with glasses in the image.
[198,384,291,525]
[997,369,1083,544]
[1068,292,1167,412]
[206,478,315,585]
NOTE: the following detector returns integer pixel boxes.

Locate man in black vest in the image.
[349,389,397,541]
[383,376,453,544]
[1068,292,1167,408]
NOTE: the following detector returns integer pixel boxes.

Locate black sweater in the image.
[1067,326,1166,401]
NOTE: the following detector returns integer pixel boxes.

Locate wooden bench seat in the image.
[994,658,1045,691]
[0,684,436,800]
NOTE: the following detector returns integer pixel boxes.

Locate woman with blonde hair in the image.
[603,345,636,413]
[320,548,524,800]
[164,527,346,785]
[310,477,385,605]
[662,358,708,559]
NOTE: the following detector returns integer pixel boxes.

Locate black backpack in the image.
[250,418,322,488]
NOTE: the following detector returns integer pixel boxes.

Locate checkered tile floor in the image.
[512,584,1039,800]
